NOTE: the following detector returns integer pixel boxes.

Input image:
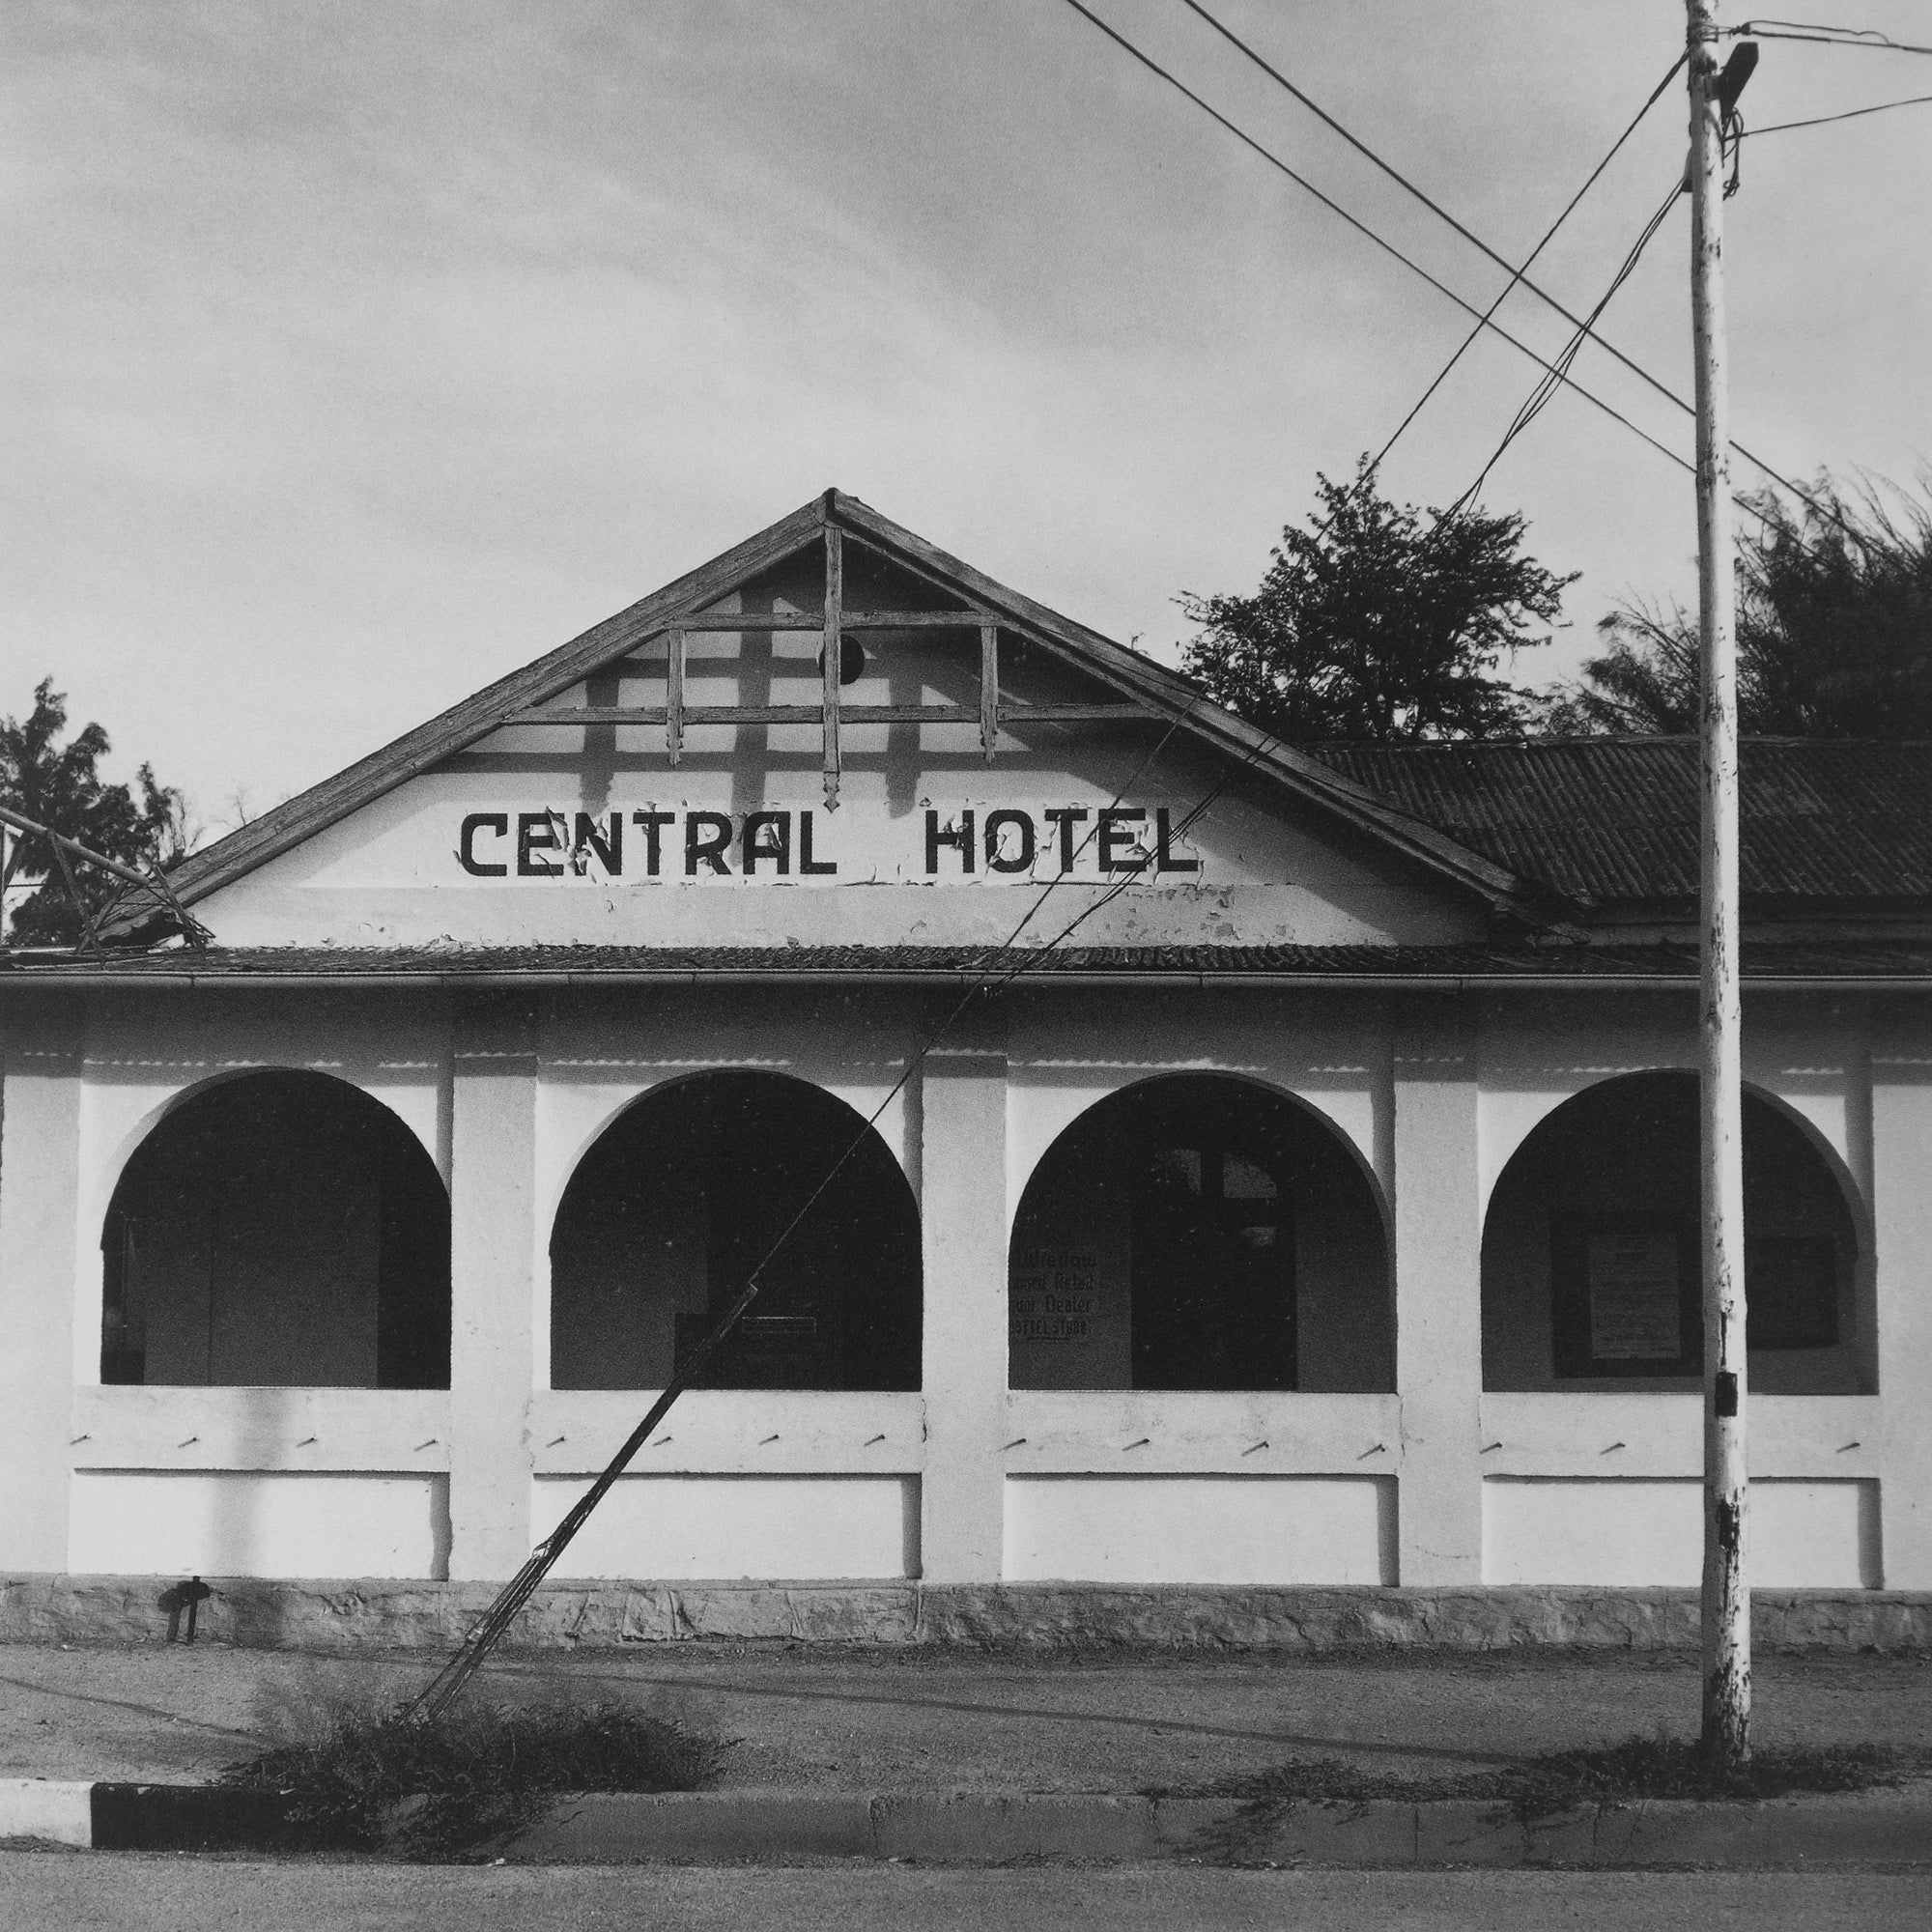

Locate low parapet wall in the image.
[3,1577,1929,1652]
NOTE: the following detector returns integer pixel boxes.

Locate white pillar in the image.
[0,1003,83,1570]
[918,1004,1008,1583]
[1873,1000,1932,1588]
[446,994,539,1580]
[1392,999,1484,1584]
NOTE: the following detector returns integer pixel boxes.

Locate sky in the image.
[7,0,1930,832]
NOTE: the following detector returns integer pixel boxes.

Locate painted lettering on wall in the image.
[1009,1247,1099,1344]
[453,806,1202,884]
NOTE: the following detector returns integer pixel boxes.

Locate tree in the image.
[1179,458,1577,742]
[1,679,186,947]
[1542,478,1932,737]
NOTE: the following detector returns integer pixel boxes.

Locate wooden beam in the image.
[672,611,824,631]
[980,624,999,764]
[822,526,843,809]
[649,608,992,633]
[666,627,685,768]
[500,702,1158,727]
[841,610,990,630]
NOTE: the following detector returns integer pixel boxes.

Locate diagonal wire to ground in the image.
[405,698,1303,1719]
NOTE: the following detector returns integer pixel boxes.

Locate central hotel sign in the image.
[453,803,1203,884]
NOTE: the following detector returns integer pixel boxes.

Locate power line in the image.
[1369,54,1687,472]
[1450,182,1684,515]
[1744,90,1932,130]
[1051,6,1856,566]
[1050,0,1699,488]
[1159,1,1879,557]
[1057,0,1832,552]
[1734,19,1932,55]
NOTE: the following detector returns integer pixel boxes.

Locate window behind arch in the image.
[1482,1072,1863,1393]
[1009,1074,1391,1393]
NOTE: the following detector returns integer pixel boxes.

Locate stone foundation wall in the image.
[3,1576,1929,1652]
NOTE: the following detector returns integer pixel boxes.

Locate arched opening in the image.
[1482,1070,1865,1393]
[549,1070,922,1391]
[100,1070,450,1388]
[1009,1074,1392,1392]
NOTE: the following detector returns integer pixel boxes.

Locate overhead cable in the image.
[1745,90,1932,130]
[1369,53,1687,471]
[1049,0,1697,486]
[1733,20,1932,55]
[1157,1,1876,556]
[1449,183,1685,517]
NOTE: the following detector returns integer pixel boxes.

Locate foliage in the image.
[1543,478,1932,736]
[1183,1733,1927,1858]
[1179,457,1576,742]
[222,1694,728,1859]
[0,679,187,946]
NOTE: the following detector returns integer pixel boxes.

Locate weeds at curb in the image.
[220,1698,729,1859]
[1461,1736,1925,1818]
[1168,1731,1932,1857]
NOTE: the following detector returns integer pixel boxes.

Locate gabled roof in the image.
[1311,739,1932,907]
[101,490,1542,941]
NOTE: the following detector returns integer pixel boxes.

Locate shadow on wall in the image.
[1481,1070,1868,1394]
[1008,1073,1394,1393]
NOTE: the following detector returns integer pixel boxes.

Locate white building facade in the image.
[2,493,1927,1628]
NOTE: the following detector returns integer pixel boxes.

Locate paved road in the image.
[5,1853,1931,1931]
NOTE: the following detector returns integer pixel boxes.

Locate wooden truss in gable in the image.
[496,518,1162,808]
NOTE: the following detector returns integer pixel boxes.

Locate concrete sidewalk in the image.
[1,1640,1928,1792]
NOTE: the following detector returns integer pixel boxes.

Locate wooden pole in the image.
[822,526,844,810]
[1689,0,1750,1766]
[666,626,685,769]
[980,624,1000,763]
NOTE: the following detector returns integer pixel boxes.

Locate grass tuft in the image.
[221,1695,728,1858]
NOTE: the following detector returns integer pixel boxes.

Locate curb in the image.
[7,1779,1932,1865]
[0,1780,311,1853]
[507,1787,1932,1867]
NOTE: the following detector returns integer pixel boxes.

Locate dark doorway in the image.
[101,1070,450,1389]
[1130,1101,1293,1391]
[550,1070,922,1391]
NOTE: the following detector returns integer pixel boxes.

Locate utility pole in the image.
[1688,0,1751,1767]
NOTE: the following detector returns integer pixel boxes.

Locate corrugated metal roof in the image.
[6,941,1931,981]
[1310,739,1932,905]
